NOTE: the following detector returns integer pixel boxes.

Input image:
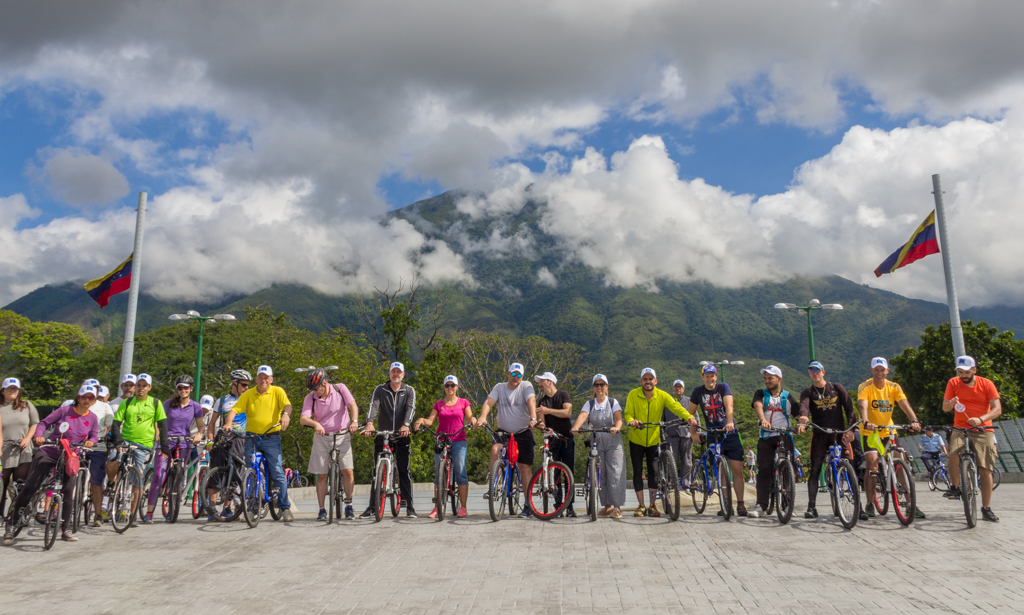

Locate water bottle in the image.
[101,493,110,510]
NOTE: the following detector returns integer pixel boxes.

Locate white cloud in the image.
[38,149,129,207]
[537,267,558,287]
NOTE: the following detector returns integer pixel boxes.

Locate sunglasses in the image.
[82,395,96,401]
[176,385,192,391]
[808,368,821,373]
[444,383,458,389]
[593,383,607,388]
[233,381,250,388]
[511,372,523,378]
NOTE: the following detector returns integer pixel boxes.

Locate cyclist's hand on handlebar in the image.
[966,417,982,427]
[759,418,771,430]
[910,421,921,432]
[628,419,641,428]
[314,422,326,436]
[796,424,807,435]
[610,426,620,434]
[348,423,358,435]
[842,431,854,444]
[399,425,410,437]
[33,436,44,446]
[725,421,736,432]
[571,427,579,435]
[688,417,699,427]
[191,434,202,445]
[864,421,875,431]
[280,414,290,431]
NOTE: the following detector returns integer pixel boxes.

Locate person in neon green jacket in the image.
[624,367,695,517]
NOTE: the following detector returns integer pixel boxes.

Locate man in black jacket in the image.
[361,362,417,518]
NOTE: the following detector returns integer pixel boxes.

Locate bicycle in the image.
[187,446,209,519]
[321,431,355,524]
[416,424,469,521]
[157,436,195,523]
[760,428,797,525]
[285,468,309,488]
[5,427,82,550]
[629,420,684,521]
[808,422,861,529]
[527,429,574,520]
[109,441,153,533]
[865,424,917,526]
[73,459,90,532]
[366,429,403,523]
[483,424,525,522]
[690,424,739,521]
[946,425,997,528]
[199,431,248,522]
[927,454,951,492]
[242,424,283,528]
[574,427,612,521]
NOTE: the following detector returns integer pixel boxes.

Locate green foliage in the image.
[0,310,91,402]
[890,320,1024,427]
[380,299,421,365]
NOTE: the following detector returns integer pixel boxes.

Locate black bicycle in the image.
[323,430,353,524]
[199,431,248,522]
[946,425,991,528]
[416,424,469,521]
[629,420,684,521]
[575,427,612,521]
[5,432,82,550]
[762,428,797,525]
[158,436,195,523]
[109,442,153,533]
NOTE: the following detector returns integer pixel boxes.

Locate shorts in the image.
[860,434,890,456]
[708,431,744,462]
[950,429,997,471]
[308,432,354,474]
[87,450,108,486]
[503,429,535,467]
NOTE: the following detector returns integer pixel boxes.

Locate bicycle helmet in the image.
[305,368,327,390]
[174,374,195,387]
[230,368,252,382]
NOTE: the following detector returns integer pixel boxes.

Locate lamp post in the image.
[168,311,236,400]
[773,299,843,363]
[699,359,745,382]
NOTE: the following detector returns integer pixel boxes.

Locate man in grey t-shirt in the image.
[474,362,538,516]
[666,379,693,490]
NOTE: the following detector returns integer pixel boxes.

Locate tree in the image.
[890,320,1024,427]
[359,278,451,365]
[0,310,91,402]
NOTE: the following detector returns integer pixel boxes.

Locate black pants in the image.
[549,436,576,511]
[921,451,941,474]
[756,435,793,510]
[629,442,658,492]
[808,433,861,507]
[374,436,413,508]
[209,433,245,490]
[7,451,75,531]
[1,463,31,518]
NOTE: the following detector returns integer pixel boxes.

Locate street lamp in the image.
[773,298,843,363]
[699,359,745,381]
[168,311,236,400]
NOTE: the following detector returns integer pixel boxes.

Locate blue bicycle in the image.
[927,454,950,492]
[242,424,282,528]
[484,425,525,521]
[690,425,735,521]
[809,422,861,529]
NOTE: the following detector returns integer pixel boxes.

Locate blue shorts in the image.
[87,450,108,486]
[435,440,468,486]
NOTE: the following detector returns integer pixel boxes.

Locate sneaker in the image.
[317,508,328,521]
[141,514,154,524]
[566,509,577,518]
[804,506,818,519]
[859,509,869,521]
[61,530,78,542]
[281,509,294,522]
[222,506,233,519]
[406,507,417,519]
[98,510,110,522]
[2,529,14,546]
[864,503,875,518]
[359,507,374,519]
[646,507,660,518]
[518,508,533,518]
[90,518,102,527]
[943,486,961,499]
[737,503,748,517]
[747,505,763,518]
[457,507,467,518]
[482,492,490,500]
[915,508,926,519]
[207,513,217,522]
[717,509,725,516]
[429,507,438,519]
[345,505,354,520]
[981,507,1000,522]
[634,508,646,517]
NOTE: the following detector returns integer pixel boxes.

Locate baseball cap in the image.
[137,373,153,385]
[701,364,717,375]
[84,378,100,387]
[443,375,459,386]
[121,374,137,384]
[925,425,934,431]
[640,367,657,379]
[389,362,404,373]
[2,377,20,389]
[672,379,685,388]
[870,357,889,370]
[200,394,215,410]
[533,372,558,384]
[955,355,976,371]
[807,361,825,371]
[98,385,110,397]
[592,374,609,385]
[760,365,783,378]
[508,362,525,374]
[78,384,98,397]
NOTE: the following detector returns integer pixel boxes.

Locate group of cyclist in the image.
[1,350,1004,545]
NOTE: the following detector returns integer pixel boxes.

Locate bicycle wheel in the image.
[835,460,860,530]
[528,461,572,520]
[71,475,83,533]
[389,482,401,518]
[891,458,916,526]
[961,456,978,528]
[141,467,154,513]
[192,468,206,519]
[268,487,280,521]
[242,468,263,528]
[691,463,708,514]
[327,464,337,523]
[43,495,61,550]
[765,477,776,516]
[587,457,599,521]
[992,466,1001,490]
[167,466,182,524]
[872,467,889,516]
[715,456,733,521]
[775,458,796,525]
[487,459,508,522]
[110,471,133,533]
[372,460,388,523]
[437,457,450,521]
[332,464,343,521]
[661,454,680,522]
[927,467,938,491]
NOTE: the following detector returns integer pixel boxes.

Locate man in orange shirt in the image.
[942,355,1002,522]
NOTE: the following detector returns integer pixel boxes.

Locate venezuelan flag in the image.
[874,211,940,277]
[83,253,133,308]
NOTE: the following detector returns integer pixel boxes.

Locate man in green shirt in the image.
[110,374,169,514]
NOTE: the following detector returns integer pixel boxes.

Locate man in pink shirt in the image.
[299,368,360,521]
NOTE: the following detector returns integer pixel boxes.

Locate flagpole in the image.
[119,192,147,383]
[931,174,966,359]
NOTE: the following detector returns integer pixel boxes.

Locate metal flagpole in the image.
[119,192,147,383]
[931,174,966,359]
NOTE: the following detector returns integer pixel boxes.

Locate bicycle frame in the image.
[484,425,524,520]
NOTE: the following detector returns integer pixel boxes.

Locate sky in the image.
[2,1,1024,308]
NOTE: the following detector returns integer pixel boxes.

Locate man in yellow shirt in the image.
[225,365,294,522]
[857,357,921,521]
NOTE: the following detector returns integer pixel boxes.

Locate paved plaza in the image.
[3,483,1022,614]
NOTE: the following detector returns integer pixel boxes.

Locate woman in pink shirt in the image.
[414,375,474,518]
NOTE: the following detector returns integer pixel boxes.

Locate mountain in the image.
[6,190,1023,394]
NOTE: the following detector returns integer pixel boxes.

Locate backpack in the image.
[759,389,791,438]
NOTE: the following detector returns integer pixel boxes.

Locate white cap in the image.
[870,357,889,370]
[508,362,524,374]
[389,362,404,373]
[2,377,21,389]
[257,365,273,377]
[955,355,976,370]
[443,375,459,386]
[122,374,137,384]
[592,374,609,385]
[78,384,98,397]
[640,367,656,379]
[533,372,558,384]
[672,379,685,388]
[760,365,783,378]
[200,394,215,410]
[98,385,110,397]
[84,378,100,387]
[137,373,153,385]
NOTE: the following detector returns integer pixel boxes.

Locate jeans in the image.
[921,451,941,474]
[244,433,289,510]
[435,440,468,486]
[549,436,576,511]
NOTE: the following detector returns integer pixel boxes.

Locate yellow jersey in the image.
[232,385,291,435]
[857,378,907,438]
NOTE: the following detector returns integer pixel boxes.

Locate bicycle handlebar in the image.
[945,425,990,433]
[575,427,614,434]
[807,422,860,435]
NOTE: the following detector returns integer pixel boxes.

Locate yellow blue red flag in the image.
[83,253,133,308]
[874,211,940,277]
